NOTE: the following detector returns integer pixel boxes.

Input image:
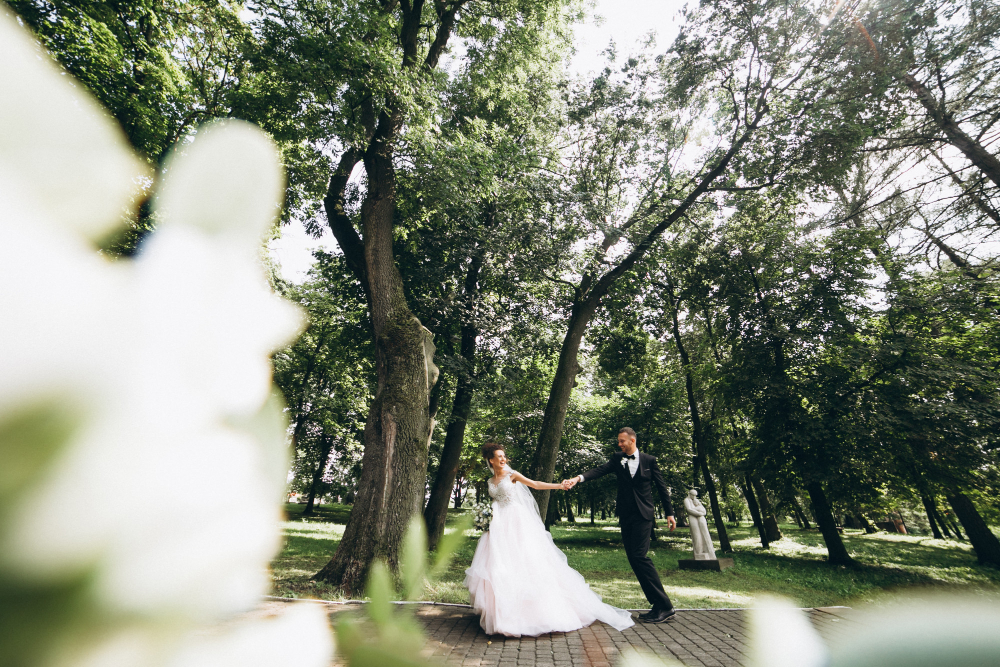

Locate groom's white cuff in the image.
[576,474,584,483]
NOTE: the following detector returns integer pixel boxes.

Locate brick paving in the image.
[314,602,855,667]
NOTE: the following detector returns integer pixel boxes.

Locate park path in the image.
[258,599,854,667]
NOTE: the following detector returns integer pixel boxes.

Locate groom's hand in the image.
[561,478,577,490]
[666,515,676,531]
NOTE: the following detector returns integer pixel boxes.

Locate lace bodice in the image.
[488,473,516,508]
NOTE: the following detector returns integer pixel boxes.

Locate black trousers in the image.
[620,514,672,611]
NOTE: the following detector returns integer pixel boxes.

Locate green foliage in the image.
[10,0,249,164]
[333,514,472,667]
[273,253,373,506]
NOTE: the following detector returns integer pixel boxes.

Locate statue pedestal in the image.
[678,558,734,571]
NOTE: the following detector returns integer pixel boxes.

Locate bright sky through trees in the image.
[267,0,688,283]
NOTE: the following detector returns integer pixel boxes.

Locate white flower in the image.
[0,7,330,666]
[745,596,828,667]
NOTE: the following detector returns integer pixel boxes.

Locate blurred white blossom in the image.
[745,597,828,667]
[0,7,330,666]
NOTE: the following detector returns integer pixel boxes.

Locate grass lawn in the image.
[271,503,1000,609]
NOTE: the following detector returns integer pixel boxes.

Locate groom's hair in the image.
[481,441,504,465]
[618,427,636,438]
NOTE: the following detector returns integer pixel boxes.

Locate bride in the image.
[464,442,635,637]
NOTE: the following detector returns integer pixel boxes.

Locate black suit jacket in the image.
[581,451,673,521]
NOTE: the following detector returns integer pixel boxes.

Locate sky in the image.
[268,0,689,283]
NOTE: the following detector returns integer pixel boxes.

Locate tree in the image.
[528,0,873,519]
[249,0,573,593]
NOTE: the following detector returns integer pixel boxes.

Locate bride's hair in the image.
[481,442,504,470]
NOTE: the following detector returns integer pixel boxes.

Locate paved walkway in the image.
[404,604,851,667]
[260,600,853,667]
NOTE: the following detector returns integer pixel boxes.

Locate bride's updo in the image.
[481,442,504,471]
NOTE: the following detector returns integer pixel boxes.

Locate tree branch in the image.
[324,147,368,292]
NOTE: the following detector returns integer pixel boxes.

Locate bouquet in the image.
[472,501,493,532]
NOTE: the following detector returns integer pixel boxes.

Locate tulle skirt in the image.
[463,498,635,637]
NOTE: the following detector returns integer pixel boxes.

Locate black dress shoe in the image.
[645,607,677,623]
[637,608,658,620]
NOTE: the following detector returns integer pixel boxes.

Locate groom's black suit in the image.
[581,451,674,611]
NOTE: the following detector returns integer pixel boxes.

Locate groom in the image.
[564,427,677,623]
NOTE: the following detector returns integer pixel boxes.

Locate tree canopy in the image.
[15,0,1000,577]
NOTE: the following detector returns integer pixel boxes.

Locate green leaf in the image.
[365,560,394,627]
[400,517,427,601]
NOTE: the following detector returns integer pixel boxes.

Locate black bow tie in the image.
[624,454,636,460]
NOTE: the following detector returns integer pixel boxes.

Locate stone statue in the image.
[684,489,717,560]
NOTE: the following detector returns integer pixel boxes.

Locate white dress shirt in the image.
[576,451,639,483]
[621,451,639,477]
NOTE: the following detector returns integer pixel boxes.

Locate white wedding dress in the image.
[463,469,635,637]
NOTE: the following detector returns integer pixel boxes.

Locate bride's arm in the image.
[510,470,563,491]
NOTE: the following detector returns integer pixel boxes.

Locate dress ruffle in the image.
[464,479,634,637]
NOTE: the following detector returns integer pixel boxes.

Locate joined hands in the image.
[559,477,579,490]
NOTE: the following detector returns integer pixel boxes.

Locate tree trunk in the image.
[532,299,599,519]
[942,505,965,540]
[790,495,813,529]
[424,334,476,550]
[590,497,596,525]
[313,107,439,595]
[303,435,334,517]
[947,492,1000,567]
[806,481,854,565]
[313,0,464,596]
[565,495,575,523]
[859,514,876,534]
[791,508,803,528]
[928,148,1000,225]
[424,252,482,550]
[902,74,1000,190]
[700,461,731,552]
[932,503,955,539]
[751,478,783,542]
[545,496,562,527]
[789,497,807,528]
[742,476,769,549]
[921,494,944,539]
